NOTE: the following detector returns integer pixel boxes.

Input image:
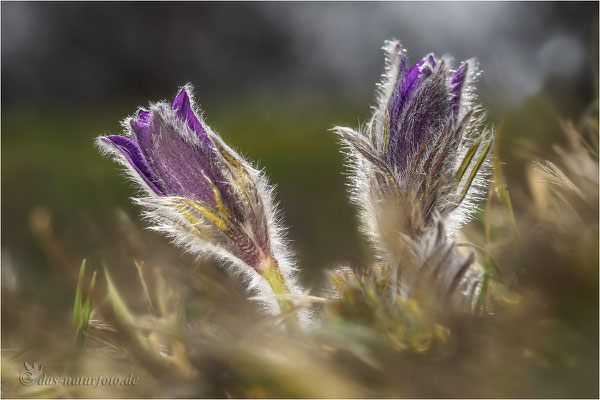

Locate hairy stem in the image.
[261,258,299,327]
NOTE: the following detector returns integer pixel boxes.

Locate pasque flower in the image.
[334,41,493,309]
[97,85,307,324]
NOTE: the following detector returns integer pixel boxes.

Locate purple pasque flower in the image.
[335,40,493,243]
[97,85,306,321]
[334,41,493,310]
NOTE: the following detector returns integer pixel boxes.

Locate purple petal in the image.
[126,92,242,215]
[405,60,425,87]
[388,45,409,102]
[451,63,469,85]
[403,60,429,100]
[172,88,214,149]
[388,63,452,171]
[131,106,248,210]
[138,122,216,203]
[387,59,432,156]
[427,54,436,69]
[137,109,151,123]
[450,63,469,117]
[103,135,165,195]
[387,59,415,137]
[130,109,152,145]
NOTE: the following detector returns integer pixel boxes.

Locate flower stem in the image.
[261,259,299,328]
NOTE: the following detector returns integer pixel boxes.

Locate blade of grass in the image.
[103,268,172,378]
[475,272,489,313]
[134,260,156,316]
[492,128,520,246]
[72,259,86,331]
[81,270,97,335]
[104,266,148,350]
[474,256,503,313]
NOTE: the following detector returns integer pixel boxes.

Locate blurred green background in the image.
[1,2,598,324]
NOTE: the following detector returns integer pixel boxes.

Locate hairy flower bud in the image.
[334,41,493,310]
[97,85,308,324]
